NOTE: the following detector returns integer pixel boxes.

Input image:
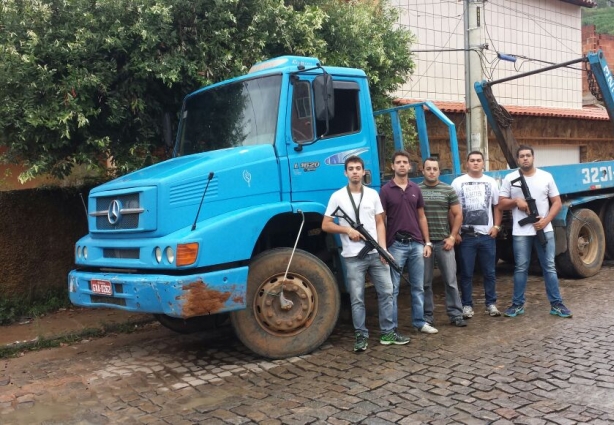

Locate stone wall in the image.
[0,187,90,301]
[583,25,614,95]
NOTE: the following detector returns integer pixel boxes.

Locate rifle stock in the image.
[510,172,547,246]
[331,206,411,285]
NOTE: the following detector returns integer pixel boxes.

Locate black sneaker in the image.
[354,332,368,352]
[450,317,467,327]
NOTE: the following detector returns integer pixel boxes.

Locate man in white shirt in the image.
[451,151,503,319]
[322,155,410,352]
[498,145,572,318]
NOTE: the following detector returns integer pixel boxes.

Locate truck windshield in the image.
[177,75,282,155]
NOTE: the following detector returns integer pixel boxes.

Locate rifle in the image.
[510,171,547,246]
[331,206,411,285]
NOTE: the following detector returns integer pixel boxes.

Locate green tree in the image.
[0,0,414,182]
[583,1,614,35]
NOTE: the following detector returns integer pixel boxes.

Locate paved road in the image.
[2,263,614,424]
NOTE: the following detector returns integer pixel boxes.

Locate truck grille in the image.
[92,193,142,230]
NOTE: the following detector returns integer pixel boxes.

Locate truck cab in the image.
[68,56,392,359]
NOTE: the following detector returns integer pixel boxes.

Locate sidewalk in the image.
[0,308,151,347]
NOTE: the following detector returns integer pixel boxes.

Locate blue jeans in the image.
[342,253,394,337]
[424,241,463,321]
[512,232,562,306]
[388,240,426,329]
[458,234,497,307]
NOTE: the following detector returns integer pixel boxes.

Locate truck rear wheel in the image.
[230,248,340,359]
[556,208,605,278]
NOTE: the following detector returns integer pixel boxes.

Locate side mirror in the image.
[313,74,335,121]
[163,112,173,147]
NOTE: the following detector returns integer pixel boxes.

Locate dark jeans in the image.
[458,234,497,307]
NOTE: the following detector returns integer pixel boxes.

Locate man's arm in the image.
[322,216,363,242]
[498,196,517,211]
[445,203,462,250]
[544,195,562,225]
[375,213,387,250]
[489,203,503,237]
[417,207,432,258]
[498,178,518,211]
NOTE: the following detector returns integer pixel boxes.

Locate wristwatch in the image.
[425,242,433,247]
[494,225,501,231]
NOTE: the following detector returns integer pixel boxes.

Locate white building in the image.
[393,0,598,108]
[391,0,599,166]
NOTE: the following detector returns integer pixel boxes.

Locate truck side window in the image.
[316,84,360,138]
[291,81,315,142]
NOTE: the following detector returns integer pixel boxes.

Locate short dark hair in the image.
[516,145,534,158]
[344,155,364,170]
[391,150,411,163]
[423,157,440,167]
[466,150,484,161]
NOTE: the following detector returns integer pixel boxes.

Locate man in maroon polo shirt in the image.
[380,150,438,334]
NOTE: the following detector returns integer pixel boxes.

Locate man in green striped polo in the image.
[419,157,467,327]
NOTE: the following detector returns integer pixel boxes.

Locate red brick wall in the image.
[582,25,614,95]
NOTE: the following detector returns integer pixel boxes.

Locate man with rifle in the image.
[322,155,410,352]
[499,145,572,318]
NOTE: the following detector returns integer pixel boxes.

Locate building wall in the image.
[582,24,614,95]
[393,0,583,109]
[404,112,613,173]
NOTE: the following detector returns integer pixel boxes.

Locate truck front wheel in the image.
[556,208,605,278]
[230,248,340,359]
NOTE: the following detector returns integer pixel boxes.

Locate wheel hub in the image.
[577,229,596,263]
[254,273,317,335]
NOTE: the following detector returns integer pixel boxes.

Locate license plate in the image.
[91,279,113,296]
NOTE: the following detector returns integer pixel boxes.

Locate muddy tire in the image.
[604,201,614,260]
[230,248,340,359]
[556,208,605,278]
[154,314,228,334]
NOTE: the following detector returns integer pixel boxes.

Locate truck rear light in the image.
[176,243,198,266]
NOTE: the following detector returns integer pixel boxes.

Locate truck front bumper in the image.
[68,267,248,318]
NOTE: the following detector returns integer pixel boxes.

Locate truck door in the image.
[286,77,374,207]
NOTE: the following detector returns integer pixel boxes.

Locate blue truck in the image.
[69,51,614,359]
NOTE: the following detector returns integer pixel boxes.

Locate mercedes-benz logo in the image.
[107,200,122,225]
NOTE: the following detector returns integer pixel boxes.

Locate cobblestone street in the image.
[2,262,614,424]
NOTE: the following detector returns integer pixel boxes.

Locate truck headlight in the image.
[176,243,199,266]
[165,246,175,264]
[154,247,162,263]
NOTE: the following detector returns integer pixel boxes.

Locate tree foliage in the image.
[582,1,614,35]
[0,0,414,182]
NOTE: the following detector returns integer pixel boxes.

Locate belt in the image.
[461,232,488,237]
[394,232,413,244]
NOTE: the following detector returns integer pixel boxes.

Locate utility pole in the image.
[464,0,488,167]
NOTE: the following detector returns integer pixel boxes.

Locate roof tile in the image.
[395,99,610,121]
